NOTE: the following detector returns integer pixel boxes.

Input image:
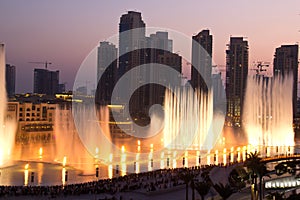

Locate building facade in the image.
[96,41,118,104]
[191,30,213,92]
[34,68,59,95]
[273,44,299,117]
[6,64,16,97]
[225,37,249,127]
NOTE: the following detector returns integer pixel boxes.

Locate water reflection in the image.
[24,164,28,186]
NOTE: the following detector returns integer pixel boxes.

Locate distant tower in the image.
[96,41,117,104]
[144,31,181,107]
[273,44,299,117]
[118,11,146,76]
[5,64,16,97]
[225,37,249,127]
[118,11,146,114]
[191,29,213,92]
[33,69,59,95]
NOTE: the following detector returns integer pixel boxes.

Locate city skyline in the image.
[0,0,299,93]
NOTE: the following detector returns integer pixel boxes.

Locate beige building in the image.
[7,101,56,144]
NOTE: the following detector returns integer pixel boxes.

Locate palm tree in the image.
[194,181,211,200]
[256,162,269,200]
[213,183,234,200]
[228,166,248,191]
[245,152,269,200]
[179,168,197,200]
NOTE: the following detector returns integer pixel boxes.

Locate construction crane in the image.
[251,61,270,75]
[29,61,52,69]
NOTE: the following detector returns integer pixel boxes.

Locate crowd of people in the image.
[0,164,232,199]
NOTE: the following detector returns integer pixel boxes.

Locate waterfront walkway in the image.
[0,163,251,200]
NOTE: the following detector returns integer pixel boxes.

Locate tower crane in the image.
[251,61,270,75]
[28,61,52,69]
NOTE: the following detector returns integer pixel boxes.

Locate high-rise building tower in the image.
[96,41,118,104]
[5,64,16,97]
[118,11,148,116]
[119,11,146,76]
[191,29,213,92]
[33,68,59,95]
[225,37,249,127]
[143,31,181,107]
[273,44,299,117]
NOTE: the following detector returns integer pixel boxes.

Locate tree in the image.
[213,183,234,200]
[275,163,287,176]
[228,166,248,191]
[179,168,197,200]
[194,181,211,200]
[245,152,269,200]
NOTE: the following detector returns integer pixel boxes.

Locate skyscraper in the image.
[144,31,181,107]
[119,11,146,76]
[191,29,213,92]
[96,41,117,104]
[273,44,299,117]
[225,37,249,127]
[34,68,59,95]
[118,11,146,114]
[5,64,16,97]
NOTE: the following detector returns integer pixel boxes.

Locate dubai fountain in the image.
[0,44,17,166]
[54,103,112,175]
[163,87,218,151]
[243,75,295,155]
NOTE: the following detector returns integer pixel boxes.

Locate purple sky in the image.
[0,0,299,93]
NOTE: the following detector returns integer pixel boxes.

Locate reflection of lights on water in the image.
[63,156,67,167]
[207,151,211,165]
[37,163,43,186]
[121,163,126,176]
[237,147,241,162]
[173,151,177,168]
[215,150,218,165]
[108,165,113,179]
[223,148,227,165]
[24,164,29,186]
[173,159,176,168]
[160,152,165,169]
[137,140,140,146]
[62,167,66,186]
[121,145,125,153]
[196,151,200,166]
[137,146,141,152]
[135,153,140,174]
[184,151,188,168]
[242,146,247,161]
[148,152,153,171]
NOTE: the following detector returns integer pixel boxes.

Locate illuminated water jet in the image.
[0,44,17,166]
[163,87,223,151]
[244,75,294,150]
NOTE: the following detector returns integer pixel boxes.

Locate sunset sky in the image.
[0,0,299,93]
